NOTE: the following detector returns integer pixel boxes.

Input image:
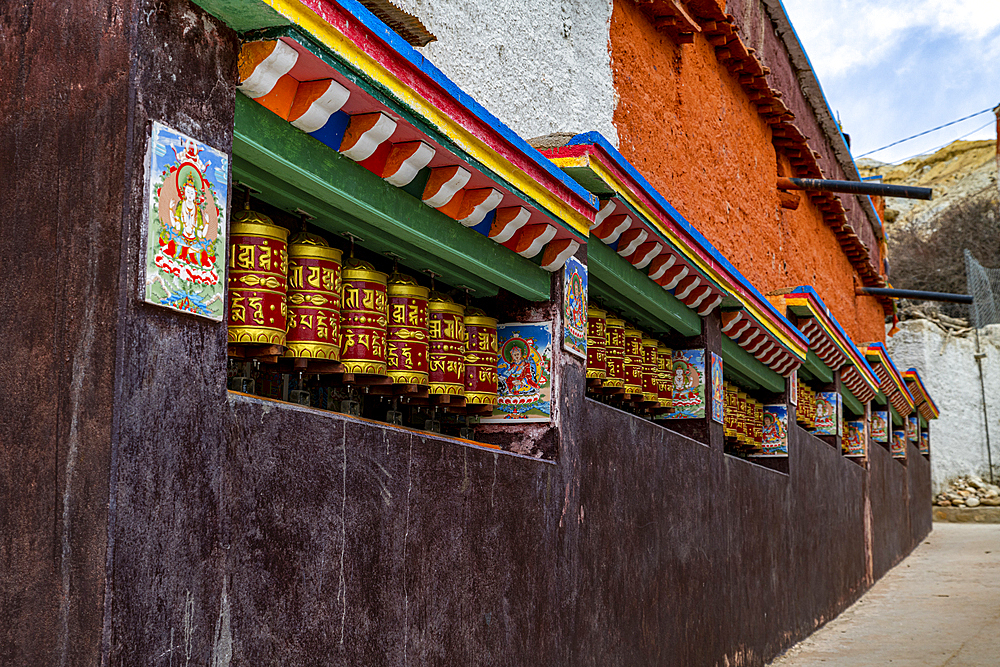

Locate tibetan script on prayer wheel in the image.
[586,306,607,380]
[386,273,429,385]
[228,208,289,345]
[603,314,625,389]
[463,308,499,406]
[340,259,388,375]
[641,337,659,403]
[623,327,644,396]
[656,343,673,410]
[284,231,342,359]
[428,293,466,396]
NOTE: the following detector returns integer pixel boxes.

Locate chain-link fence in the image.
[965,249,1000,328]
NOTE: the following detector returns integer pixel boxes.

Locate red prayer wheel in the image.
[386,273,429,385]
[657,343,673,409]
[463,307,499,406]
[340,258,388,375]
[428,292,466,396]
[641,337,659,403]
[228,207,289,345]
[586,306,607,380]
[603,314,625,389]
[723,382,737,441]
[283,231,342,359]
[623,327,644,396]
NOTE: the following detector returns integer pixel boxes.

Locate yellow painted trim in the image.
[553,155,808,359]
[260,0,592,237]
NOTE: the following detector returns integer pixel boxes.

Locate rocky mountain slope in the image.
[858,139,998,234]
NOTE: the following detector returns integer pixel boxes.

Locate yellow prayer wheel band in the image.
[587,305,607,318]
[643,392,658,402]
[388,282,430,299]
[228,327,285,345]
[343,267,387,284]
[465,392,499,405]
[624,328,642,338]
[464,314,498,327]
[429,301,465,316]
[586,369,607,379]
[642,338,658,349]
[603,378,625,388]
[388,371,429,385]
[284,342,340,359]
[605,316,625,326]
[429,382,466,395]
[341,360,387,375]
[289,244,343,262]
[231,221,289,241]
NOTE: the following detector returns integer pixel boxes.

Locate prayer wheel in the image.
[657,343,673,410]
[386,272,429,385]
[623,326,644,396]
[284,231,342,359]
[603,314,626,389]
[752,399,763,452]
[428,292,466,396]
[586,306,607,380]
[737,390,749,447]
[340,258,388,375]
[463,307,499,406]
[228,207,289,345]
[723,382,737,442]
[641,337,659,403]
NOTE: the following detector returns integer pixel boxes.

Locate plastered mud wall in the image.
[888,319,1000,492]
[608,1,885,344]
[389,0,619,146]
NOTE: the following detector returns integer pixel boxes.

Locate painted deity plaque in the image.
[710,353,724,424]
[659,349,706,420]
[872,410,889,443]
[891,429,906,459]
[144,122,228,319]
[788,369,798,406]
[845,420,866,457]
[920,431,930,456]
[757,404,788,456]
[483,322,552,423]
[814,391,840,436]
[562,256,587,359]
[906,415,918,444]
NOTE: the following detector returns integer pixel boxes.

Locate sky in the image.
[780,0,1000,164]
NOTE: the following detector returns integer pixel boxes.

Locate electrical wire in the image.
[885,119,995,165]
[856,106,995,158]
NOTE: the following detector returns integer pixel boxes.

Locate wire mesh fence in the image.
[966,249,1000,328]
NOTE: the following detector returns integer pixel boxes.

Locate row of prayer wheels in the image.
[585,305,672,410]
[723,382,764,453]
[795,381,817,429]
[226,206,498,406]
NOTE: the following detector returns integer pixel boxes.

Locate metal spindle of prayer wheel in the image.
[463,307,499,408]
[586,306,607,382]
[623,326,644,398]
[386,272,429,385]
[284,230,341,360]
[428,292,466,396]
[603,314,625,390]
[641,337,659,405]
[228,206,289,345]
[340,258,388,375]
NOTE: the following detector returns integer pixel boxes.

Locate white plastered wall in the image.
[887,319,1000,493]
[389,0,618,146]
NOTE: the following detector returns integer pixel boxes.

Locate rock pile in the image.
[934,476,1000,507]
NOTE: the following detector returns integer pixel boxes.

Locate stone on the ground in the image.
[967,497,982,507]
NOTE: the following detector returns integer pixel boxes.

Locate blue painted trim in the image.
[565,131,809,350]
[331,0,599,210]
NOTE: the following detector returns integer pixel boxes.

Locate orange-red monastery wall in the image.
[609,1,885,344]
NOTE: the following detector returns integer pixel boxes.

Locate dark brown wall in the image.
[0,1,131,664]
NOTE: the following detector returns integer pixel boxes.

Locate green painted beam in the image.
[190,0,290,33]
[920,415,928,429]
[890,404,902,426]
[842,384,865,418]
[720,335,785,394]
[873,390,888,406]
[801,349,833,385]
[588,240,701,338]
[233,95,550,301]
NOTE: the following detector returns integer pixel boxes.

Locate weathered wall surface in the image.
[390,0,619,146]
[887,319,1000,492]
[608,1,885,344]
[0,1,131,664]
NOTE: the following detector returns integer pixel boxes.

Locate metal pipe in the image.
[856,286,973,304]
[777,176,933,200]
[975,329,994,484]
